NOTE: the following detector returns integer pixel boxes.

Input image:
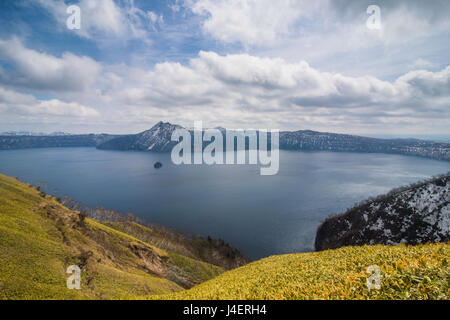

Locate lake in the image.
[0,147,449,259]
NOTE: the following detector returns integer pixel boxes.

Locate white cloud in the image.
[117,51,400,107]
[0,38,101,92]
[0,86,36,105]
[36,0,159,41]
[147,11,164,29]
[1,38,449,134]
[98,51,450,133]
[397,67,450,97]
[34,99,99,117]
[186,0,450,81]
[0,87,99,119]
[188,0,450,48]
[188,0,319,46]
[411,59,436,70]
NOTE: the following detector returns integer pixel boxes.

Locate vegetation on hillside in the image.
[60,197,250,270]
[147,243,449,300]
[102,221,249,270]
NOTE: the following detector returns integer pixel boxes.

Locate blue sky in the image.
[0,0,449,135]
[0,1,221,65]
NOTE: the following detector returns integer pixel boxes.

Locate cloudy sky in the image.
[0,0,449,135]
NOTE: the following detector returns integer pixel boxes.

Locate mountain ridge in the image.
[315,173,450,251]
[96,121,182,152]
[3,121,449,161]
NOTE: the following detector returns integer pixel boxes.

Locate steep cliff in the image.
[315,174,449,251]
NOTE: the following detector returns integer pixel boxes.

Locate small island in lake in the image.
[154,162,163,169]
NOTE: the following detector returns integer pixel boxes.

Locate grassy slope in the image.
[0,173,222,300]
[102,221,249,270]
[148,243,449,300]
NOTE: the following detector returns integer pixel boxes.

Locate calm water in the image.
[0,147,449,259]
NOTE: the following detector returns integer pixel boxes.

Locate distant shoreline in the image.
[2,122,450,162]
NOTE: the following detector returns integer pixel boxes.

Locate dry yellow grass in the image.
[146,243,449,300]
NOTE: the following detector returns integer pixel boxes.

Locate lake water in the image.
[0,147,449,259]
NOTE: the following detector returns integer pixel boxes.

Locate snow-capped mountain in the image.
[97,121,183,152]
[315,174,450,251]
[279,130,450,161]
[97,122,450,161]
[3,121,450,161]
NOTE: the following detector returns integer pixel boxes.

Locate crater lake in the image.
[0,147,449,259]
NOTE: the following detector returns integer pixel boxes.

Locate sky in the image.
[0,0,449,135]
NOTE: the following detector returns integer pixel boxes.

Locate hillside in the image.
[146,243,448,300]
[60,198,250,270]
[102,222,249,270]
[0,173,224,299]
[315,174,450,251]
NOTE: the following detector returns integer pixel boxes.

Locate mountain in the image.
[0,173,247,299]
[315,174,450,251]
[1,131,78,136]
[279,130,450,161]
[97,121,182,152]
[0,134,119,150]
[2,122,450,161]
[0,131,48,136]
[97,122,450,161]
